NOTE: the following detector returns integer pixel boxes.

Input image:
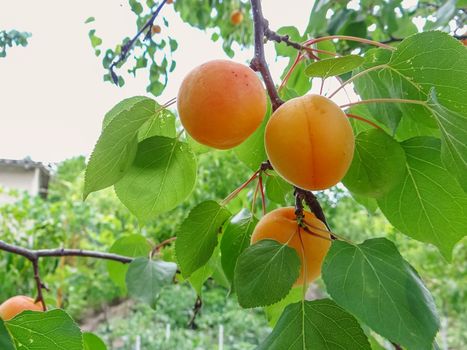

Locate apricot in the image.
[177,60,267,149]
[0,295,43,321]
[151,25,161,34]
[251,207,331,285]
[230,10,244,25]
[265,94,354,190]
[166,0,173,4]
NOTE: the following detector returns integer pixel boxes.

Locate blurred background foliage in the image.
[84,0,465,96]
[0,154,465,348]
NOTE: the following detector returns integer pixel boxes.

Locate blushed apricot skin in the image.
[251,207,331,285]
[230,10,244,25]
[0,296,43,321]
[265,94,355,190]
[177,59,267,149]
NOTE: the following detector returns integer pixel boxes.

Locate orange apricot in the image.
[251,207,331,285]
[230,10,244,25]
[0,295,43,321]
[166,0,174,4]
[151,25,161,34]
[177,59,267,149]
[265,94,354,190]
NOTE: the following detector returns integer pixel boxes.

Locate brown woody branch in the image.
[0,239,136,310]
[249,0,283,111]
[109,0,168,84]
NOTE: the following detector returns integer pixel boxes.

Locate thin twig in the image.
[346,113,382,130]
[150,237,177,258]
[187,296,202,329]
[32,258,47,311]
[109,0,168,84]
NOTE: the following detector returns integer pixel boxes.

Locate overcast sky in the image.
[0,0,354,163]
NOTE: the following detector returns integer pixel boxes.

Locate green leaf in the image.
[175,201,231,277]
[305,55,364,78]
[258,299,371,350]
[5,310,83,350]
[83,332,107,350]
[125,257,177,308]
[84,96,157,198]
[0,319,14,350]
[343,129,406,197]
[322,238,439,350]
[107,234,152,290]
[353,49,402,133]
[114,136,197,223]
[350,192,378,214]
[189,262,213,295]
[356,32,467,137]
[85,17,95,24]
[234,240,300,308]
[220,209,258,284]
[264,287,302,327]
[189,247,224,294]
[378,137,467,259]
[234,102,270,171]
[266,172,294,205]
[427,89,467,191]
[137,108,176,141]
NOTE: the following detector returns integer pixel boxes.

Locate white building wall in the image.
[0,166,37,204]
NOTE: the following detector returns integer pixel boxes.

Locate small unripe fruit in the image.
[177,59,267,149]
[0,296,43,321]
[251,207,330,285]
[151,25,161,34]
[265,94,354,190]
[230,10,244,25]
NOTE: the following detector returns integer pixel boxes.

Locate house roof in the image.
[0,158,51,174]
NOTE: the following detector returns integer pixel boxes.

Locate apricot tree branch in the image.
[109,0,168,84]
[0,239,137,311]
[31,258,47,311]
[0,239,134,262]
[249,0,283,110]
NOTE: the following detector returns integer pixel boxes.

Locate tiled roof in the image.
[0,158,51,174]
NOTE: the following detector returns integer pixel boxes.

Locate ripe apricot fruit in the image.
[0,295,43,321]
[177,59,267,149]
[230,10,244,25]
[166,0,174,4]
[151,25,161,34]
[251,207,331,285]
[265,94,354,190]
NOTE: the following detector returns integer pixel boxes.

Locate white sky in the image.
[0,0,352,163]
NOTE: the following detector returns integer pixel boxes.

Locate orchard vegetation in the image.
[1,0,467,349]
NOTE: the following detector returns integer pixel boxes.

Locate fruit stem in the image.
[278,52,304,93]
[346,113,382,130]
[150,236,177,259]
[220,170,260,206]
[328,64,387,98]
[258,175,266,216]
[340,98,426,109]
[251,178,261,214]
[297,227,309,299]
[305,35,396,50]
[302,219,353,244]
